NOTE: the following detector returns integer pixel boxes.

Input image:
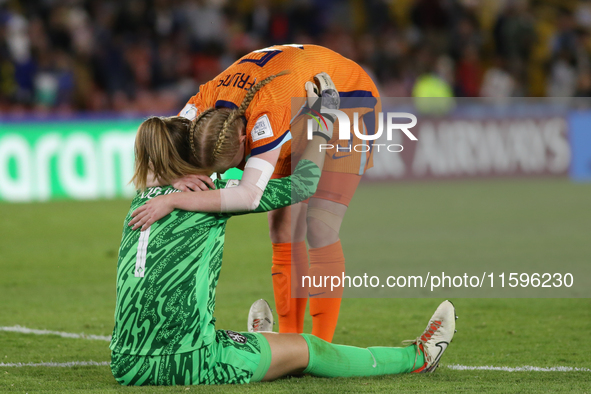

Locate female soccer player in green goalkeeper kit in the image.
[111,79,456,385]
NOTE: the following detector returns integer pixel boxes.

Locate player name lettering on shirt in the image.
[217,72,255,91]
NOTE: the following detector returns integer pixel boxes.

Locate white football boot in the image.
[247,299,274,333]
[406,300,457,373]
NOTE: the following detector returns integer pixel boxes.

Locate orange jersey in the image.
[180,44,380,175]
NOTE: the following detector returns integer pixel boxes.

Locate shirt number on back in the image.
[134,226,151,278]
[239,45,304,68]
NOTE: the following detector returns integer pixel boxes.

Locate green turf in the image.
[1,179,590,393]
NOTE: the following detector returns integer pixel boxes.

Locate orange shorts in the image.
[272,170,361,207]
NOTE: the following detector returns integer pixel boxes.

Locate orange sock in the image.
[271,242,308,333]
[308,240,345,343]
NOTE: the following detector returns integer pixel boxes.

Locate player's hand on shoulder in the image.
[173,174,216,192]
[129,195,175,231]
[305,72,340,141]
[313,72,340,110]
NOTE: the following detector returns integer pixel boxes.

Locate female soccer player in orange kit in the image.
[129,44,380,343]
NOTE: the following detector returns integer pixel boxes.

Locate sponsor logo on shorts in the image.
[332,153,352,160]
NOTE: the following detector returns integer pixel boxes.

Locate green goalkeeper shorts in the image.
[110,330,272,386]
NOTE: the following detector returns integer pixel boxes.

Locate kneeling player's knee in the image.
[111,369,133,386]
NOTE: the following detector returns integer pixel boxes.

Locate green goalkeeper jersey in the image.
[110,160,320,356]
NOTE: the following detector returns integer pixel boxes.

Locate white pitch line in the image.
[1,326,589,373]
[0,361,109,368]
[0,360,589,371]
[447,364,591,372]
[0,325,111,342]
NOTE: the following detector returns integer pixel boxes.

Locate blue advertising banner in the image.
[569,112,591,182]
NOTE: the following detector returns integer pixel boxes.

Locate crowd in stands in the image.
[1,0,591,114]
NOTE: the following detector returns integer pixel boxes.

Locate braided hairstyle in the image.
[188,70,289,173]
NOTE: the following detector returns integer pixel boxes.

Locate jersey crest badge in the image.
[225,179,240,188]
[225,330,248,344]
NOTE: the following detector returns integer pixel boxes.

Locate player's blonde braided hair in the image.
[188,107,215,161]
[212,70,289,159]
[188,70,289,173]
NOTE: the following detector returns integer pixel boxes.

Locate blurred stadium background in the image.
[3,0,591,114]
[1,0,591,392]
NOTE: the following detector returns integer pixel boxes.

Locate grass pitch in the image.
[1,178,590,393]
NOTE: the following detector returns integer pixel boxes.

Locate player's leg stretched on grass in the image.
[258,300,457,380]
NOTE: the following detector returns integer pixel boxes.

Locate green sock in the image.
[301,334,424,378]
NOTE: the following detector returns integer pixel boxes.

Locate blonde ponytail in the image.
[131,116,206,190]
